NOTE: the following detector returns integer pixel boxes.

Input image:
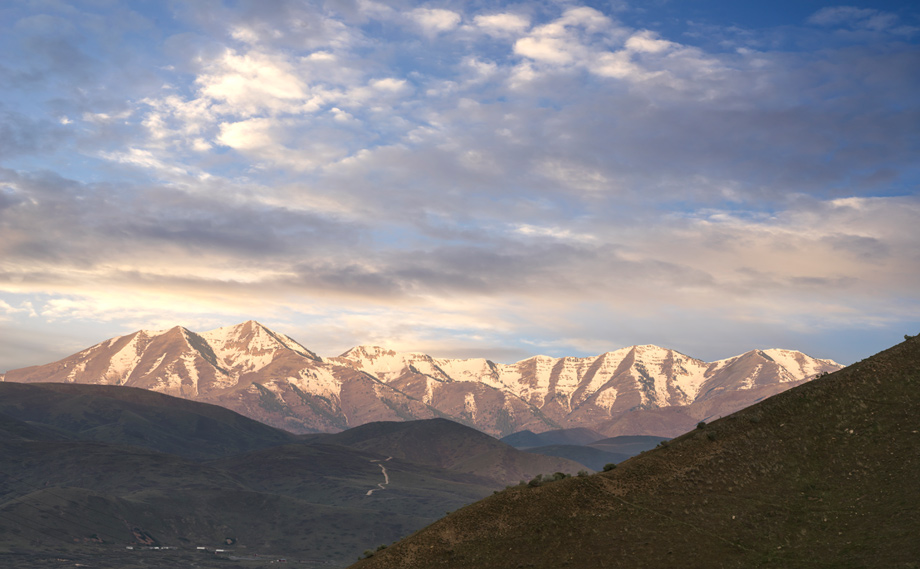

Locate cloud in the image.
[0,1,918,370]
[0,109,68,157]
[624,30,676,54]
[474,13,530,37]
[197,49,315,116]
[809,7,896,30]
[513,7,613,65]
[409,8,462,35]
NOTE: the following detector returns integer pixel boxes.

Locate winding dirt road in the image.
[366,457,392,496]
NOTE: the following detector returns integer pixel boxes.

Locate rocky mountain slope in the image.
[1,321,841,437]
[349,335,920,569]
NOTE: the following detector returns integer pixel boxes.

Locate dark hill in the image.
[588,434,670,455]
[522,444,628,471]
[500,427,605,448]
[350,336,920,569]
[0,382,296,459]
[319,418,585,485]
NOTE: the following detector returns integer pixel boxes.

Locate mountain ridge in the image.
[1,321,842,437]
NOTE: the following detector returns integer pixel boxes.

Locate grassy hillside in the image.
[350,336,920,569]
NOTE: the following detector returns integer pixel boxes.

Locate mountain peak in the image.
[199,321,320,371]
[339,345,397,359]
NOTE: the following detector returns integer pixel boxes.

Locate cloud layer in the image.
[1,1,918,369]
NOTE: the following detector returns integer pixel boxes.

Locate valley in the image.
[0,383,580,568]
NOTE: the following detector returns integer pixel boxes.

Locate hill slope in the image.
[319,418,585,483]
[0,384,574,568]
[0,382,297,459]
[350,336,920,569]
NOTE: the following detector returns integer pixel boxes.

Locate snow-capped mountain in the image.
[1,321,842,437]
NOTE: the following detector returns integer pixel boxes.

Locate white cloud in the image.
[216,116,348,171]
[536,159,612,192]
[590,50,645,79]
[474,13,530,37]
[0,300,37,318]
[556,6,611,33]
[217,118,277,150]
[101,148,193,179]
[409,8,461,35]
[512,7,611,66]
[196,49,315,116]
[229,25,260,44]
[514,35,580,64]
[624,30,676,54]
[513,224,598,244]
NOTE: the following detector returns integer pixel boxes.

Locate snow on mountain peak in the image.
[761,348,840,380]
[199,321,319,374]
[2,320,846,437]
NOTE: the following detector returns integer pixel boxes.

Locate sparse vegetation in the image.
[602,463,616,472]
[526,472,572,487]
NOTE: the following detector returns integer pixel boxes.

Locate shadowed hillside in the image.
[0,382,297,459]
[0,384,576,568]
[350,336,920,569]
[316,418,585,483]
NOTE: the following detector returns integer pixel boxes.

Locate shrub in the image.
[602,463,617,472]
[577,470,589,477]
[696,421,706,429]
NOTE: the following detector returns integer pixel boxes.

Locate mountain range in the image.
[1,320,842,437]
[349,335,920,569]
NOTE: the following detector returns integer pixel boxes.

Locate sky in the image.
[1,0,918,371]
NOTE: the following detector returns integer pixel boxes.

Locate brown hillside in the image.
[351,336,920,569]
